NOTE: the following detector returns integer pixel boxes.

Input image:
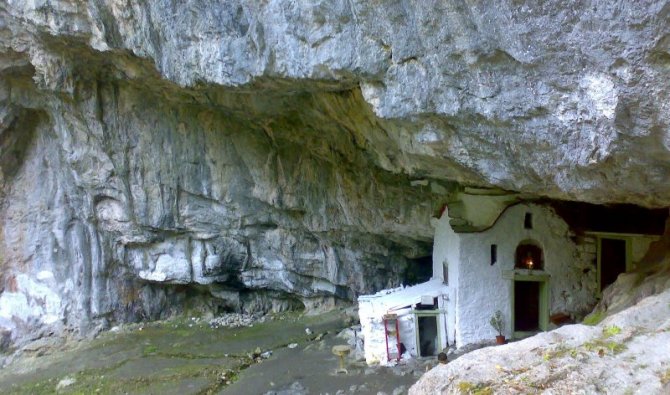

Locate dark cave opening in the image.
[403,255,433,286]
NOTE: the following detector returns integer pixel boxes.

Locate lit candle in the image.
[525,255,534,270]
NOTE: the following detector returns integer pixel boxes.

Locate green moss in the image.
[6,359,231,395]
[582,311,606,326]
[3,310,347,395]
[606,342,626,353]
[457,381,475,393]
[542,344,572,361]
[602,325,622,338]
[456,381,493,395]
[583,339,626,355]
[143,344,158,355]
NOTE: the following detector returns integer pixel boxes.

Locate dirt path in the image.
[0,311,425,394]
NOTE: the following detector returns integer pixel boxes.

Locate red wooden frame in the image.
[383,314,401,362]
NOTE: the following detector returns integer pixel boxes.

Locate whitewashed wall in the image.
[358,301,418,365]
[454,204,598,347]
[358,291,393,365]
[358,280,448,365]
[432,211,461,346]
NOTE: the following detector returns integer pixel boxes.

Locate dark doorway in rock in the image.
[404,256,432,286]
[514,281,540,332]
[418,315,438,356]
[600,238,627,292]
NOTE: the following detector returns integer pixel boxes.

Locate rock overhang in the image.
[4,1,670,206]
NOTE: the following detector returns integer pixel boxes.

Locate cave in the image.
[403,255,433,286]
[4,3,670,392]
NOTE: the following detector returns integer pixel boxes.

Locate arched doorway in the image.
[515,240,544,270]
[512,240,549,338]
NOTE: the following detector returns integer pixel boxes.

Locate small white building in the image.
[359,200,665,364]
[358,280,448,365]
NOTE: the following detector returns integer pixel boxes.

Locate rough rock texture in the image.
[1,1,670,347]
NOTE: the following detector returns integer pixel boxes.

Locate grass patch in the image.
[602,325,622,338]
[583,311,606,326]
[542,344,571,361]
[583,339,626,355]
[143,345,158,355]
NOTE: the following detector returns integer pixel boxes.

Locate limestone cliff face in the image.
[0,1,669,346]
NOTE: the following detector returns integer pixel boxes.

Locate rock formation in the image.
[0,1,669,348]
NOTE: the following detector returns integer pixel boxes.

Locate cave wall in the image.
[0,75,440,346]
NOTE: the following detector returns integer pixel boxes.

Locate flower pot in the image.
[495,335,506,345]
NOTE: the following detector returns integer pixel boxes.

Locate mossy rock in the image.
[582,310,606,326]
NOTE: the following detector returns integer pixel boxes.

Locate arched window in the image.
[515,240,544,270]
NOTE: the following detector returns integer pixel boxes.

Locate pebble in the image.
[209,313,258,329]
[287,343,298,349]
[56,377,76,390]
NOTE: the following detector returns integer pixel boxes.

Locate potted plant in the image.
[489,310,505,345]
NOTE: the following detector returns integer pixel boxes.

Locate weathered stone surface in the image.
[0,76,435,347]
[4,1,670,205]
[1,1,670,347]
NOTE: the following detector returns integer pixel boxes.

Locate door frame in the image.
[511,273,550,339]
[413,310,442,357]
[592,233,633,294]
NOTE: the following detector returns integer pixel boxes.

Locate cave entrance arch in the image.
[404,255,432,286]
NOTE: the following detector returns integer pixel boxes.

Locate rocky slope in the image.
[1,1,670,348]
